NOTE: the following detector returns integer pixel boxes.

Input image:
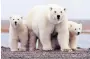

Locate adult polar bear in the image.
[26,4,70,51]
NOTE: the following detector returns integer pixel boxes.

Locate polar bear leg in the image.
[10,38,18,51]
[29,31,37,51]
[39,31,52,50]
[19,39,27,51]
[37,39,43,50]
[57,32,71,51]
[69,36,77,50]
[51,38,60,50]
[19,34,28,51]
[51,38,57,50]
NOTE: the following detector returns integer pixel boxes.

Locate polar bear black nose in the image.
[77,32,80,35]
[15,21,17,25]
[57,15,60,20]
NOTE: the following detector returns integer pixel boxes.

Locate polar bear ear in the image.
[9,17,12,19]
[79,23,82,27]
[50,7,53,11]
[21,17,23,19]
[70,24,72,27]
[64,8,66,11]
[68,24,72,29]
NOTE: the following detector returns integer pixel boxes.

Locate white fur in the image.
[55,16,70,51]
[9,15,28,51]
[26,4,70,51]
[49,4,70,51]
[68,21,82,50]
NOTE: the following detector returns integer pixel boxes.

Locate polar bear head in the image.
[48,5,66,24]
[68,21,82,35]
[9,15,23,28]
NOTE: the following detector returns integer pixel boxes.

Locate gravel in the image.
[1,46,90,59]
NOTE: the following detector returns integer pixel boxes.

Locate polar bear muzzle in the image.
[57,15,60,20]
[15,21,17,25]
[77,32,80,35]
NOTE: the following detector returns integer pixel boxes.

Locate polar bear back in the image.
[26,5,50,29]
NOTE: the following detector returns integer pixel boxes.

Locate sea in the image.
[1,33,90,48]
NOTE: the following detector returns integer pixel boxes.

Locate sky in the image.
[1,0,90,20]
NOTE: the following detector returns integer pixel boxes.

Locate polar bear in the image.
[9,15,28,51]
[25,4,70,51]
[51,21,82,51]
[68,21,82,50]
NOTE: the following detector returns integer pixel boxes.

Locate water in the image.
[1,33,9,47]
[1,33,90,48]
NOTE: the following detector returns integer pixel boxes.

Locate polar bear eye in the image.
[75,28,76,30]
[17,19,19,20]
[79,28,80,30]
[13,19,14,20]
[60,11,62,13]
[54,11,56,13]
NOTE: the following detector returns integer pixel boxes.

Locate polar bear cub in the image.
[68,21,82,50]
[9,15,28,51]
[51,21,82,50]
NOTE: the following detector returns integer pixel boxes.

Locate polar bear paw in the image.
[43,47,52,51]
[30,48,36,51]
[18,48,26,51]
[11,49,18,52]
[72,48,77,51]
[37,46,43,50]
[61,49,72,52]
